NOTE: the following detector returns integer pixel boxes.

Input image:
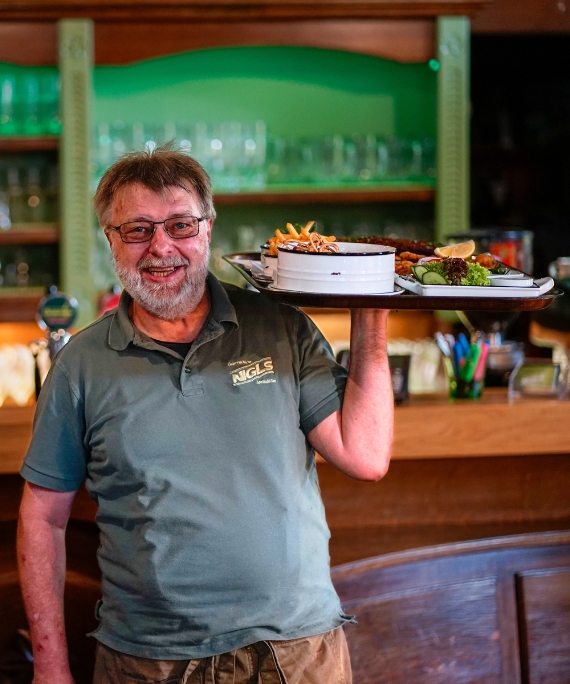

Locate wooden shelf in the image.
[0,289,45,323]
[0,224,59,245]
[0,136,59,152]
[214,184,435,206]
[0,0,493,22]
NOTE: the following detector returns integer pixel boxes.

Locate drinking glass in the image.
[0,75,17,135]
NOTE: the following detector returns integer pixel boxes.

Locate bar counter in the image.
[2,389,570,474]
[2,389,570,566]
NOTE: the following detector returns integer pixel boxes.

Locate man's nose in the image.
[148,224,174,253]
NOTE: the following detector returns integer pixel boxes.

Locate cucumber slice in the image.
[412,265,428,281]
[422,271,448,285]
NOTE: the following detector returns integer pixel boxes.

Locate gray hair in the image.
[93,142,216,226]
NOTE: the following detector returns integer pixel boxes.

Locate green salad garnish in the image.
[424,260,491,286]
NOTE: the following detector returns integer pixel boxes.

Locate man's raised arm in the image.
[308,309,393,481]
[18,482,78,684]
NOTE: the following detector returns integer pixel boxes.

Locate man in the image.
[18,146,393,684]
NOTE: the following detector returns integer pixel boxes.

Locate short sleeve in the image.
[20,359,87,492]
[295,311,348,435]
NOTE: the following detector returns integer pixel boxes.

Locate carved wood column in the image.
[435,15,470,242]
[58,18,96,326]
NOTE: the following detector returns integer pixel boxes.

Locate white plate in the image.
[395,275,555,298]
[269,283,405,296]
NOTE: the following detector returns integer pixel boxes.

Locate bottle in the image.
[22,76,42,136]
[0,75,17,135]
[25,166,45,223]
[0,167,11,230]
[44,164,59,223]
[7,167,27,225]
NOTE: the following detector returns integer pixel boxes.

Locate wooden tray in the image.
[223,253,564,312]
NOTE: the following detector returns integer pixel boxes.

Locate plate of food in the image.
[223,228,563,311]
[387,239,554,298]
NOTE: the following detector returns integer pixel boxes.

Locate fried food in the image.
[286,232,340,253]
[399,251,425,263]
[475,253,498,270]
[395,258,414,276]
[266,221,335,255]
[337,236,435,257]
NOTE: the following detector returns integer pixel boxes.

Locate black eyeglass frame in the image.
[110,215,209,243]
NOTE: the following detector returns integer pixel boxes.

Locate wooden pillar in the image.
[58,19,96,327]
[435,16,470,243]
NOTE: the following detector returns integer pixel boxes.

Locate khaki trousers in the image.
[93,627,352,684]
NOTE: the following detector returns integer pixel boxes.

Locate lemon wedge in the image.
[434,239,476,259]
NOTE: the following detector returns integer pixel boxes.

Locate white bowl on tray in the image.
[274,242,396,294]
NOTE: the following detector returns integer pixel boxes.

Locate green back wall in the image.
[93,46,436,139]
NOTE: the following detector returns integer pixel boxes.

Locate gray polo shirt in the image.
[21,274,350,659]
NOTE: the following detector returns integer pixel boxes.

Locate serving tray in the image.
[395,274,555,298]
[223,252,563,312]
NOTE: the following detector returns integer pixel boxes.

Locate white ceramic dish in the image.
[269,283,405,296]
[488,273,534,287]
[276,242,396,294]
[395,274,555,298]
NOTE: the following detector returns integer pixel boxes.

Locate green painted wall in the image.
[93,46,437,139]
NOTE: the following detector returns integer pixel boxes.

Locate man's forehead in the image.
[112,183,199,215]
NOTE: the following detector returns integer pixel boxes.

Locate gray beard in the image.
[112,247,210,321]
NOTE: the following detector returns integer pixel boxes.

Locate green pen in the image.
[461,342,482,383]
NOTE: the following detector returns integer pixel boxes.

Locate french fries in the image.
[266,221,336,255]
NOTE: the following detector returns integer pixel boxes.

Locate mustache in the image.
[137,255,190,270]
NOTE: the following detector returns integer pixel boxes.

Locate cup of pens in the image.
[435,331,490,400]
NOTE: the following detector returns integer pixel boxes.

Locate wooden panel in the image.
[472,0,570,33]
[328,521,570,565]
[4,391,570,474]
[214,186,434,206]
[0,224,59,245]
[0,475,24,521]
[345,578,502,684]
[394,390,570,458]
[517,568,570,684]
[0,407,34,474]
[0,292,44,323]
[0,0,492,22]
[96,20,434,64]
[320,455,570,529]
[0,22,57,65]
[0,136,59,151]
[332,532,570,684]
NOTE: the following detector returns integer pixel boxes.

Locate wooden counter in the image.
[2,390,570,566]
[2,389,570,474]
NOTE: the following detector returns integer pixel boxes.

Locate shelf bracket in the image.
[58,18,96,327]
[435,16,470,243]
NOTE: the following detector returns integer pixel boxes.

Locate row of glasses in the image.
[92,120,268,193]
[0,161,59,227]
[91,121,436,192]
[0,73,61,136]
[266,134,436,185]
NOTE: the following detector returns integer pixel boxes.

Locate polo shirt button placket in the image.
[181,364,203,396]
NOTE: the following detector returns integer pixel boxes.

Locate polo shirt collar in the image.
[108,272,238,352]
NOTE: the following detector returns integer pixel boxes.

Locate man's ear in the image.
[103,228,113,247]
[206,219,214,243]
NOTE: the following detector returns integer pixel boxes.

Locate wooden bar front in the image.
[2,389,570,565]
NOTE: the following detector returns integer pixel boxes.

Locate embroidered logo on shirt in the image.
[230,357,275,386]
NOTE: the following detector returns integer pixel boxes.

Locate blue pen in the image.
[458,332,470,358]
[453,341,464,373]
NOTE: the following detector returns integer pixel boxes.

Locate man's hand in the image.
[18,482,78,683]
[308,308,393,481]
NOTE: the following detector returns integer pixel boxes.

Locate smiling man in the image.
[17,145,394,684]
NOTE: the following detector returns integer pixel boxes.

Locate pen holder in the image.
[437,330,488,401]
[448,375,484,400]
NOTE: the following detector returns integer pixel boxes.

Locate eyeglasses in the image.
[110,215,208,243]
